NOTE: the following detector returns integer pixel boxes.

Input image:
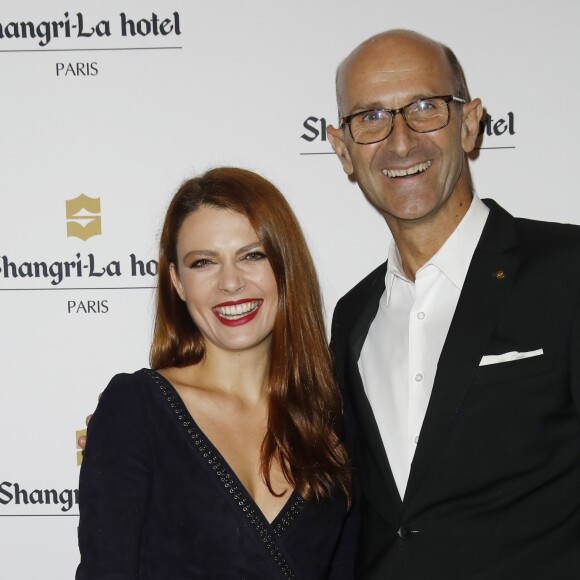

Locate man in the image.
[327,29,580,579]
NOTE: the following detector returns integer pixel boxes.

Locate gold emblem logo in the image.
[66,194,102,241]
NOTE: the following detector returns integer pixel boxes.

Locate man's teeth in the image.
[214,301,260,318]
[382,160,431,178]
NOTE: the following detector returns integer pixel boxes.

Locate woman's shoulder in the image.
[95,369,171,424]
[87,369,173,447]
[100,368,156,400]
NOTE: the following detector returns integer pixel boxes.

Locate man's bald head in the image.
[335,29,471,119]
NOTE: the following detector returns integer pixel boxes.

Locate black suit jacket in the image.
[331,199,580,579]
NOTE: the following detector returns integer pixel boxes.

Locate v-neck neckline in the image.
[144,368,306,532]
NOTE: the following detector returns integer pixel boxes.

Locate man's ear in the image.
[327,125,354,176]
[461,98,483,153]
[169,263,186,301]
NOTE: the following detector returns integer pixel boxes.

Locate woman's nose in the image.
[218,262,246,293]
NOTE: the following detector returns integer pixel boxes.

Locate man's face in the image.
[328,33,482,230]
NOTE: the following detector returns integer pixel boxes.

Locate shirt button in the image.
[397,526,411,539]
[415,373,423,382]
[417,311,425,320]
[414,436,419,444]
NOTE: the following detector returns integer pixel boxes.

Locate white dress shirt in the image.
[358,196,490,499]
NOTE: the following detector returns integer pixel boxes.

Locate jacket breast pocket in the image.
[473,352,555,386]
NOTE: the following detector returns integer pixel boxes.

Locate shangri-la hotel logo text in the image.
[0,192,158,287]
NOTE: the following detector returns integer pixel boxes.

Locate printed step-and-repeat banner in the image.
[1,0,578,577]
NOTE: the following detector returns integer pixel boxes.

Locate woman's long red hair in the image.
[150,167,351,504]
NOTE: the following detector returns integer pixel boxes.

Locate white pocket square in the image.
[479,349,544,367]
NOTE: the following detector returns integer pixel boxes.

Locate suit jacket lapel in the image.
[404,199,521,504]
[345,263,403,506]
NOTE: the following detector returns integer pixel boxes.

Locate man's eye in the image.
[361,110,387,123]
[243,251,267,262]
[412,99,437,113]
[189,258,214,269]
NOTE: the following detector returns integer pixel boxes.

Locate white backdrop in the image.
[1,0,579,577]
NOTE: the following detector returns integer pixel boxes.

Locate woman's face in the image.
[170,206,278,355]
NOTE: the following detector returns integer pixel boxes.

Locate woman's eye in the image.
[243,251,267,262]
[189,258,214,269]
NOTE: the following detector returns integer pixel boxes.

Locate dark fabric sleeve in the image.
[326,491,360,579]
[76,373,152,579]
[326,399,361,579]
[570,289,580,419]
[328,317,361,579]
[329,297,349,398]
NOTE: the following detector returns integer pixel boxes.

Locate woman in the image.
[76,167,356,579]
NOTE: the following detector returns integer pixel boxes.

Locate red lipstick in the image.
[212,299,263,327]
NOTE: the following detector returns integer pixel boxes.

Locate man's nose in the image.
[384,113,419,158]
[218,262,246,293]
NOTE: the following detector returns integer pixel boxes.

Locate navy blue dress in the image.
[76,369,357,579]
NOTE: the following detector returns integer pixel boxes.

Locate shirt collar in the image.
[385,195,490,303]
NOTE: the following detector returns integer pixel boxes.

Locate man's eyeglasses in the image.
[340,95,466,145]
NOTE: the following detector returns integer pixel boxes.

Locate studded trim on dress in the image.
[272,495,306,537]
[143,369,298,579]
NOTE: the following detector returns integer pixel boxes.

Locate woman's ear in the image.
[169,263,186,301]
